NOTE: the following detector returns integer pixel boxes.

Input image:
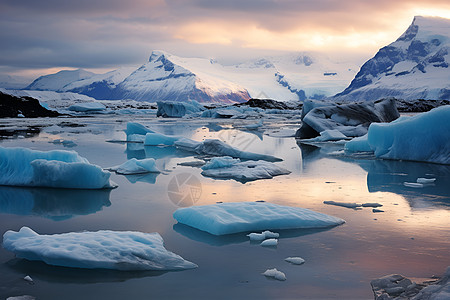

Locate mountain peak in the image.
[149,50,171,62]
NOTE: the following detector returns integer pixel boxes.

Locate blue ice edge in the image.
[173,202,345,236]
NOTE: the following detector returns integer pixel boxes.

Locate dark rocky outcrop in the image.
[395,98,450,112]
[0,92,59,118]
[235,98,301,110]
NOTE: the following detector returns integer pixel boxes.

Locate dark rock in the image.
[0,92,59,118]
[235,98,300,110]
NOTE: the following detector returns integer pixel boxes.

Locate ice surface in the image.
[156,100,204,118]
[262,268,286,281]
[174,138,282,162]
[247,230,280,241]
[285,257,305,265]
[201,158,291,182]
[3,227,197,271]
[0,147,114,189]
[108,158,160,175]
[68,102,106,112]
[173,202,345,235]
[144,132,181,146]
[260,238,278,246]
[344,134,372,152]
[404,182,424,188]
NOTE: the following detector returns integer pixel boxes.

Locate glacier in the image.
[173,202,345,235]
[3,227,197,271]
[201,157,291,182]
[0,147,115,189]
[345,105,450,164]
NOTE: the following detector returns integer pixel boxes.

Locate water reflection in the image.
[297,142,450,209]
[173,223,336,246]
[123,173,159,184]
[0,187,111,220]
[5,259,167,284]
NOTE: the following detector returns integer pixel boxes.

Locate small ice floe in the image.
[247,230,279,241]
[108,158,161,175]
[49,139,77,148]
[173,202,345,235]
[6,296,35,300]
[260,239,278,247]
[285,257,305,265]
[262,268,286,281]
[3,227,197,271]
[23,275,34,284]
[323,201,362,209]
[372,209,384,213]
[404,182,424,188]
[201,157,291,183]
[416,178,436,184]
[362,203,383,208]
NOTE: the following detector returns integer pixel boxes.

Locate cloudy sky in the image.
[1,0,450,79]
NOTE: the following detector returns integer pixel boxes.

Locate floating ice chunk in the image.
[260,238,278,246]
[285,257,305,265]
[262,268,286,281]
[361,203,383,208]
[344,134,372,152]
[174,138,282,162]
[173,202,345,235]
[157,100,204,118]
[243,120,263,130]
[202,156,240,170]
[108,158,161,175]
[302,129,349,143]
[23,276,33,283]
[3,227,197,271]
[68,102,106,112]
[0,147,115,189]
[248,230,280,241]
[49,139,77,148]
[404,182,424,188]
[201,159,291,182]
[372,209,384,213]
[125,122,154,142]
[7,296,35,300]
[323,201,362,209]
[367,106,450,164]
[265,128,297,138]
[417,178,436,184]
[144,132,181,146]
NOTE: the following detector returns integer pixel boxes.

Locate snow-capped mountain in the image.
[26,69,96,91]
[110,51,250,103]
[334,16,450,101]
[0,74,31,89]
[17,50,357,103]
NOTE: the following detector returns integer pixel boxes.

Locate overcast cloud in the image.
[1,0,450,78]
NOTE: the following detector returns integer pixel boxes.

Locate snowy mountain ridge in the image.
[334,16,450,101]
[20,50,357,103]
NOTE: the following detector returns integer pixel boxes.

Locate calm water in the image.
[0,115,449,300]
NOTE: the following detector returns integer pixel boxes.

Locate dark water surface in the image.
[0,115,449,300]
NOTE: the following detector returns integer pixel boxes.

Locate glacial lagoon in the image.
[0,114,449,299]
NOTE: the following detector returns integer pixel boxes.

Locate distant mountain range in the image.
[21,51,357,103]
[3,16,449,103]
[334,16,450,101]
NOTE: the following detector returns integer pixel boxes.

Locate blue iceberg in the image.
[173,202,345,235]
[345,106,450,164]
[3,227,197,271]
[108,158,161,175]
[0,147,115,189]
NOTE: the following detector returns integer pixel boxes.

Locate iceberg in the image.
[285,257,305,265]
[296,99,399,139]
[108,158,161,175]
[201,157,291,182]
[68,102,106,112]
[3,227,197,271]
[125,122,154,142]
[345,106,450,164]
[156,100,204,118]
[173,202,345,235]
[247,230,279,241]
[0,147,115,189]
[144,132,181,146]
[174,138,282,162]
